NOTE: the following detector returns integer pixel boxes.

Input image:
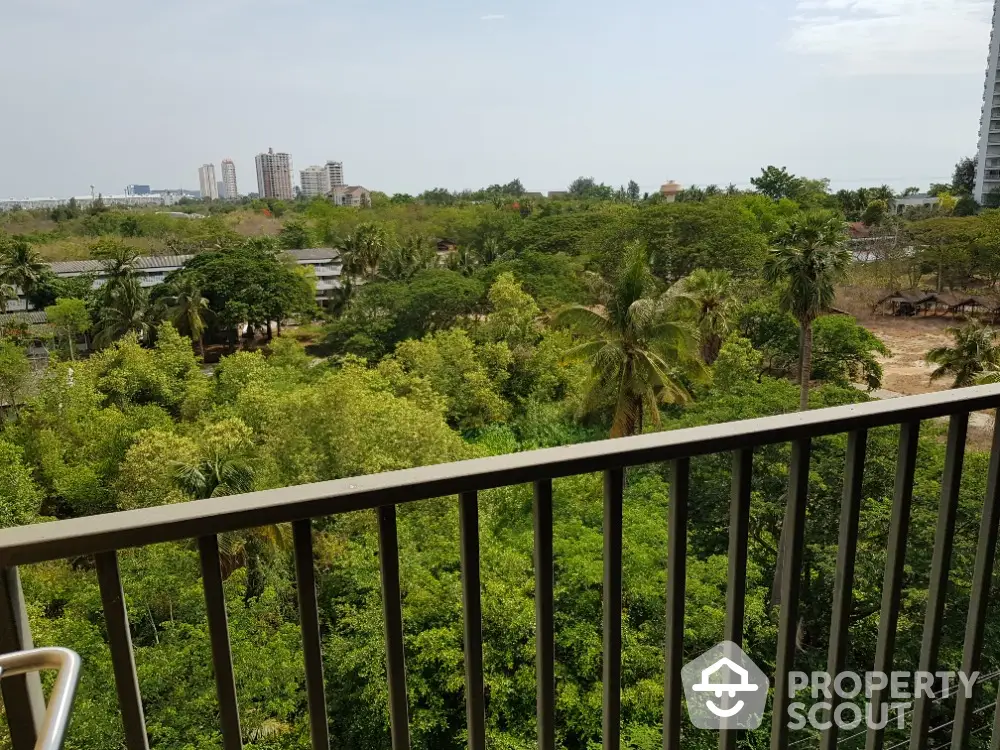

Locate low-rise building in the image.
[2,249,344,312]
[330,185,370,207]
[892,194,940,214]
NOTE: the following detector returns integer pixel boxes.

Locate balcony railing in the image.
[2,386,1000,750]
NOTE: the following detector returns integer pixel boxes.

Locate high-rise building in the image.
[221,159,238,200]
[255,148,294,200]
[300,166,330,197]
[976,2,1000,204]
[325,161,344,188]
[198,164,219,200]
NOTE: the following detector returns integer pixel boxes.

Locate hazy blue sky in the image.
[1,0,994,197]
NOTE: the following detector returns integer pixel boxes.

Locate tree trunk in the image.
[198,334,205,361]
[67,331,75,361]
[799,320,813,411]
[276,319,283,337]
[266,320,273,341]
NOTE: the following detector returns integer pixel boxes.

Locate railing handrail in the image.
[1,383,998,568]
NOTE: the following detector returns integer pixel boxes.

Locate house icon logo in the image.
[681,641,769,730]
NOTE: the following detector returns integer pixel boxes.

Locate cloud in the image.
[787,0,993,74]
[481,14,505,20]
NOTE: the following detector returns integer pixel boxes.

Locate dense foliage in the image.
[0,165,997,750]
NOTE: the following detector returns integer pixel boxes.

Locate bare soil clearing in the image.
[859,315,994,447]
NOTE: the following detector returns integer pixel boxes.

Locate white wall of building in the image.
[976,0,1000,203]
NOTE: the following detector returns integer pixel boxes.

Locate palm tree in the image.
[175,454,284,600]
[163,277,210,357]
[554,242,702,437]
[94,278,149,347]
[666,268,740,365]
[0,239,46,310]
[928,323,1000,388]
[341,222,390,281]
[380,236,437,281]
[763,213,850,410]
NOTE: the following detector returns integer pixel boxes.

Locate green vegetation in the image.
[0,164,998,750]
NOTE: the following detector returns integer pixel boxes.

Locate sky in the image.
[0,0,995,198]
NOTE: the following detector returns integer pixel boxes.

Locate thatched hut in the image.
[873,290,936,317]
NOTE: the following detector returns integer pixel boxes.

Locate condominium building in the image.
[221,159,238,199]
[255,148,294,200]
[198,164,219,200]
[976,0,1000,203]
[300,166,330,197]
[326,161,344,188]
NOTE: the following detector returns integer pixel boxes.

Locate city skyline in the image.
[2,0,992,198]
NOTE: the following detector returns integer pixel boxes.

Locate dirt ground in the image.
[861,315,995,448]
[862,315,954,396]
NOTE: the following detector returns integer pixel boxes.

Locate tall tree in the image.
[45,297,91,361]
[952,156,977,196]
[554,242,701,437]
[341,222,391,281]
[163,277,211,357]
[0,342,31,421]
[751,166,800,201]
[927,323,1000,388]
[762,213,850,410]
[0,239,46,310]
[627,180,641,202]
[666,268,740,364]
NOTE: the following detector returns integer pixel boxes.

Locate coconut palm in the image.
[554,241,702,437]
[163,277,210,357]
[94,278,149,347]
[341,222,390,281]
[0,239,46,309]
[928,323,1000,388]
[763,213,851,410]
[666,268,740,364]
[380,236,437,281]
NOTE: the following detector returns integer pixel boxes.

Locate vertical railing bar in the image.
[197,535,243,750]
[603,468,624,750]
[991,687,1000,750]
[720,448,753,750]
[95,551,150,750]
[533,479,555,750]
[0,566,44,750]
[866,420,921,750]
[909,413,969,750]
[378,504,411,750]
[770,438,812,750]
[292,519,330,750]
[820,429,868,750]
[663,458,689,750]
[459,491,486,750]
[953,414,1000,750]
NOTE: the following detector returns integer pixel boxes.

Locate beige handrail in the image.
[0,648,80,750]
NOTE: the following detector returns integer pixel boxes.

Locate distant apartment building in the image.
[221,159,238,200]
[326,161,344,188]
[198,164,219,200]
[125,184,150,196]
[300,166,330,198]
[255,148,294,200]
[976,0,1000,203]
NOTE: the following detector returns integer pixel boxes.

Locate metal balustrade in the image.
[2,385,1000,750]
